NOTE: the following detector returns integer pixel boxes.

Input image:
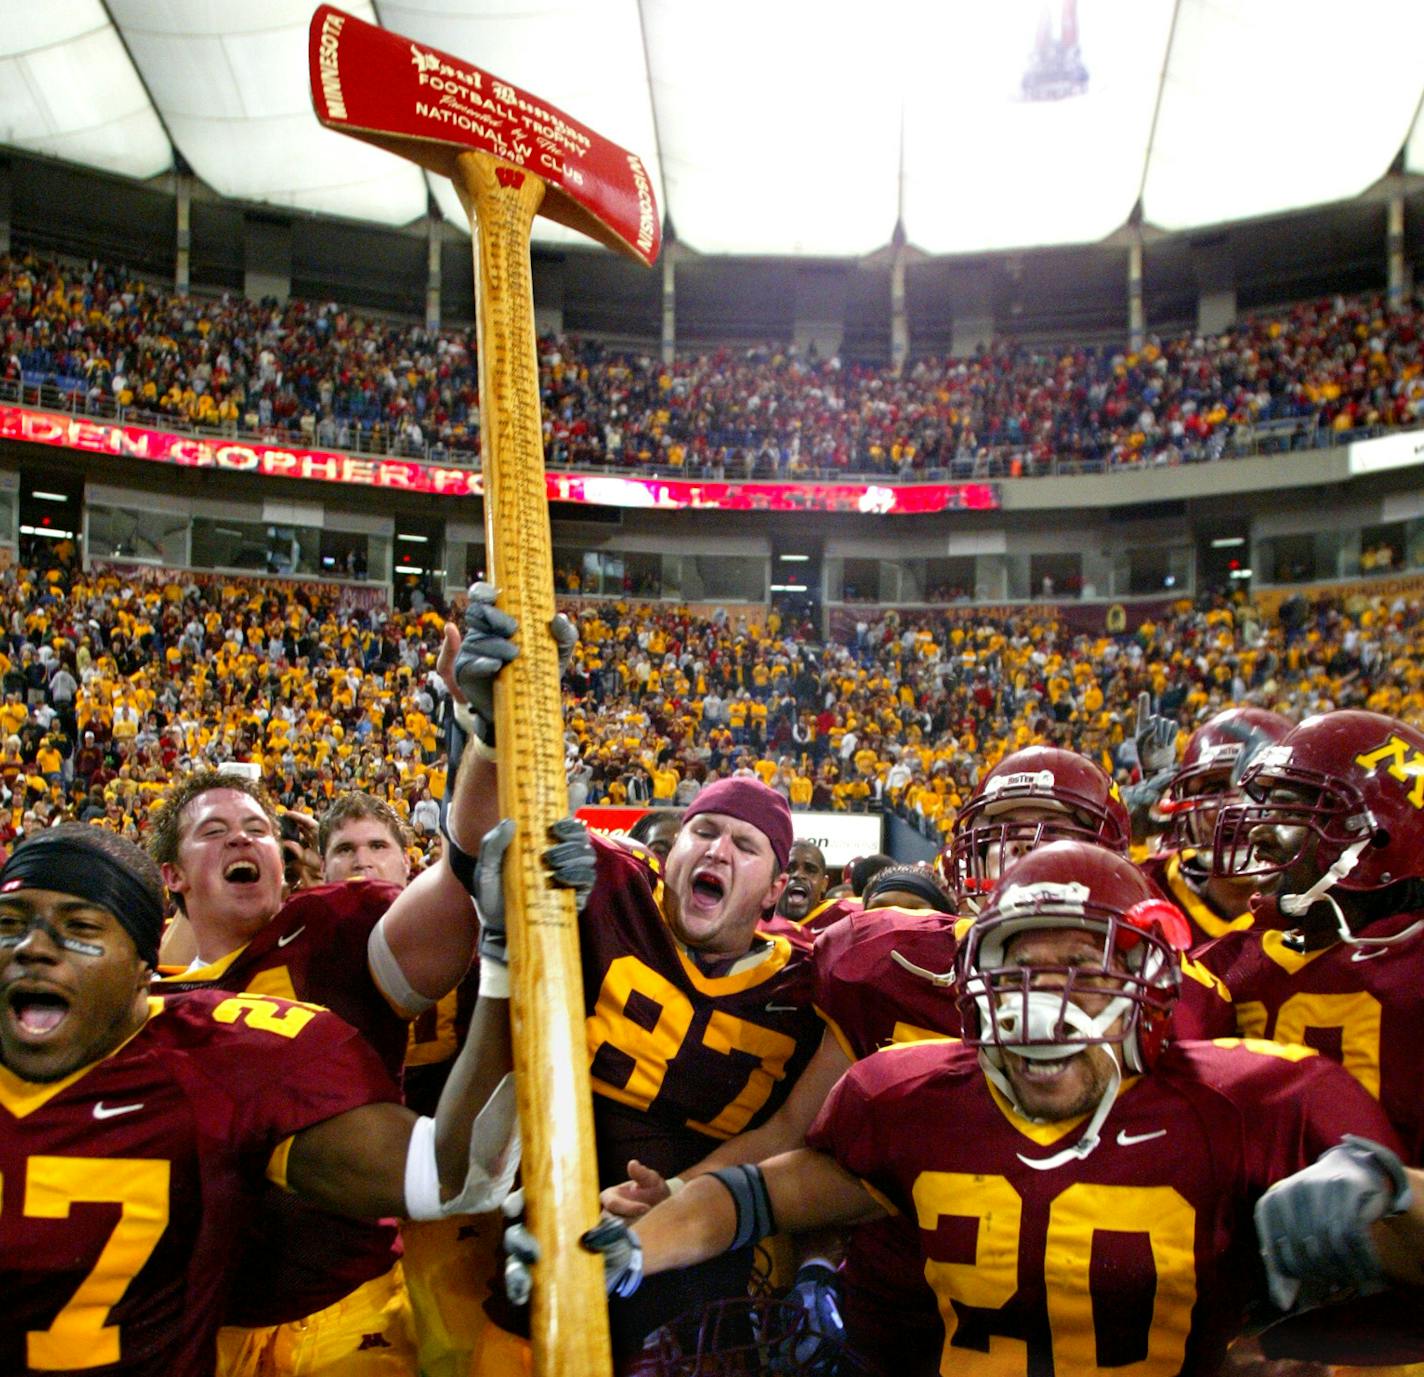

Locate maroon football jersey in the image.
[158,879,406,1326]
[791,892,862,937]
[813,908,963,1056]
[808,1036,1400,1376]
[811,907,965,1377]
[580,833,823,1187]
[0,990,397,1377]
[1139,849,1255,949]
[1174,912,1424,1163]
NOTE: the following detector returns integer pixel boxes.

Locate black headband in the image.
[0,835,162,967]
[863,867,955,914]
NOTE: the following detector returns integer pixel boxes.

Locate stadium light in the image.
[394,564,424,574]
[1210,537,1246,548]
[397,533,428,543]
[30,490,68,502]
[778,554,810,561]
[1229,568,1253,580]
[20,525,74,539]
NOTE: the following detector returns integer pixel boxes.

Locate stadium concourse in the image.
[5,247,1424,478]
[4,544,1423,858]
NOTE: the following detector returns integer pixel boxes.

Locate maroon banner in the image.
[0,404,999,515]
[310,5,659,265]
[1055,598,1182,635]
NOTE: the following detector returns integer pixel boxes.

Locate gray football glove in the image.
[473,816,598,963]
[1133,690,1178,775]
[543,816,597,913]
[472,819,515,966]
[453,583,520,731]
[1256,1135,1412,1311]
[501,1188,538,1307]
[581,1214,645,1298]
[452,583,578,746]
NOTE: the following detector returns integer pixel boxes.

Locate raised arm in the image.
[371,585,574,1004]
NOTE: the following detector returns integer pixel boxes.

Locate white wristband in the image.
[403,1115,443,1221]
[666,1175,686,1196]
[479,956,511,999]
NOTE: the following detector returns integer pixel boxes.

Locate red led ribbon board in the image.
[0,405,998,513]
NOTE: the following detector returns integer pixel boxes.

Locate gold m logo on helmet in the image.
[1355,735,1424,809]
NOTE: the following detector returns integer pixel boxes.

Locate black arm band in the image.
[708,1164,777,1250]
[440,813,479,894]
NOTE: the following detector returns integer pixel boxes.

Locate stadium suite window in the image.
[1357,521,1409,576]
[675,554,766,602]
[1120,545,1191,597]
[87,504,187,567]
[1026,553,1083,600]
[191,517,322,577]
[1258,531,1342,585]
[830,557,884,602]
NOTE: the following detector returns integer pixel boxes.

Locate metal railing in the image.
[0,373,1405,486]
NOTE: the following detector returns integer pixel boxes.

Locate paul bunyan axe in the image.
[309,9,660,1374]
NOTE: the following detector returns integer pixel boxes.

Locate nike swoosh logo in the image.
[764,1003,799,1014]
[276,926,306,948]
[1116,1128,1167,1146]
[1351,946,1391,962]
[93,1101,144,1119]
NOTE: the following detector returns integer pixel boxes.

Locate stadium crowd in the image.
[9,533,1424,1374]
[5,541,1424,861]
[5,246,1424,478]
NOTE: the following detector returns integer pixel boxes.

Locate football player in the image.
[319,792,486,1377]
[1141,707,1292,945]
[1177,709,1424,1164]
[0,827,514,1377]
[776,840,831,925]
[451,587,828,1369]
[939,745,1131,911]
[149,604,515,1377]
[584,841,1405,1375]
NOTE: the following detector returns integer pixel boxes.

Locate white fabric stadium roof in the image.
[2,0,1423,258]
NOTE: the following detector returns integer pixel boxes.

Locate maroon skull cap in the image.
[682,777,794,870]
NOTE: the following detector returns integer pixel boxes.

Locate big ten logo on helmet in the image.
[1355,735,1424,810]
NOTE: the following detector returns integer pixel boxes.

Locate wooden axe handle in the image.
[454,147,612,1377]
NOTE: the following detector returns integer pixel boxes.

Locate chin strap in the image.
[976,989,1132,1171]
[1278,836,1424,952]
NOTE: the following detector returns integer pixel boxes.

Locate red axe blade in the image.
[309,5,660,265]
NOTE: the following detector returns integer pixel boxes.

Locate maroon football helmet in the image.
[1159,707,1292,851]
[956,840,1189,1077]
[1213,710,1424,897]
[943,747,1131,904]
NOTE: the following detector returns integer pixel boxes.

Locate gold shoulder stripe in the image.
[1210,1036,1318,1063]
